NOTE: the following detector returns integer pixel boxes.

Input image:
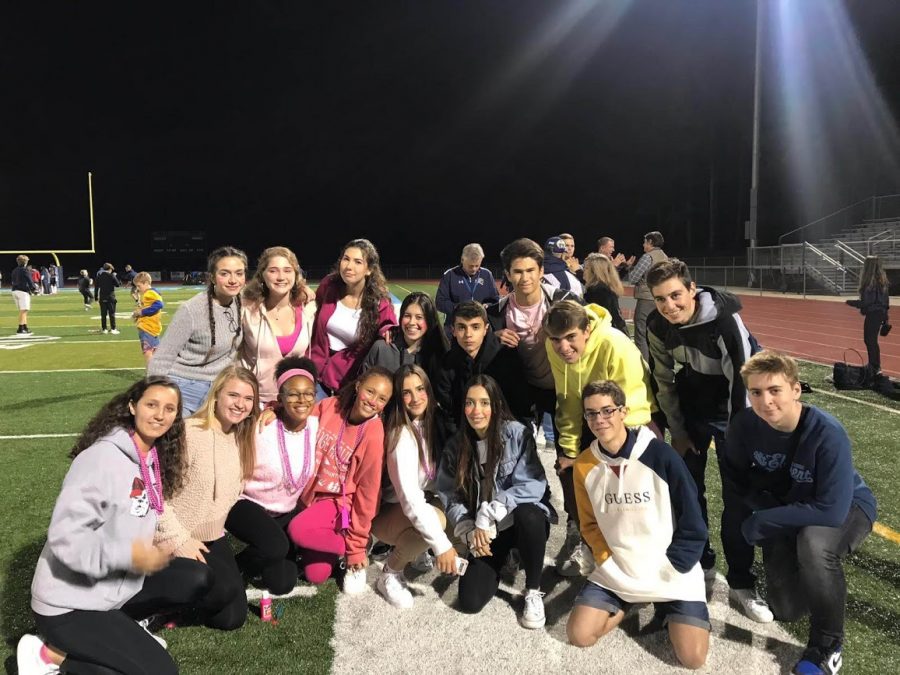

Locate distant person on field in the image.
[645,258,771,622]
[567,380,709,669]
[543,236,584,297]
[77,269,93,311]
[724,351,877,675]
[49,265,59,294]
[132,272,164,366]
[435,243,499,336]
[582,253,627,334]
[11,254,37,335]
[121,264,138,301]
[625,231,668,362]
[94,263,121,335]
[846,256,890,375]
[40,267,51,295]
[148,246,248,416]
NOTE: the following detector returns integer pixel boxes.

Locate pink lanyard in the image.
[333,418,368,530]
[276,418,313,492]
[130,433,164,515]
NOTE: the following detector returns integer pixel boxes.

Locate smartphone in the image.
[455,557,469,576]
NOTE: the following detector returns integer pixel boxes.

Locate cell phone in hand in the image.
[454,557,469,576]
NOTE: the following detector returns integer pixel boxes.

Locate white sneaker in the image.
[136,617,167,649]
[521,589,546,629]
[84,305,90,311]
[110,329,120,335]
[102,329,109,334]
[410,550,434,572]
[730,587,775,623]
[16,634,59,674]
[376,570,414,608]
[342,565,369,595]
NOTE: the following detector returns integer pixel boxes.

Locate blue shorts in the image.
[167,375,213,417]
[574,581,711,631]
[138,330,160,353]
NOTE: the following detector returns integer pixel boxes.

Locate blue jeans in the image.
[168,375,213,417]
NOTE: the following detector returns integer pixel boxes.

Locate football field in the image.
[1,287,898,674]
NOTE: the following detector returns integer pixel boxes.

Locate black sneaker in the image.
[793,645,842,675]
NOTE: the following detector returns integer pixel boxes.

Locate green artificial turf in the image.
[1,287,898,673]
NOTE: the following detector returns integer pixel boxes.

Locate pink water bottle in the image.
[260,591,273,622]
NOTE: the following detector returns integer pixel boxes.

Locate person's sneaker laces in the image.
[792,645,842,675]
[729,587,774,623]
[136,616,168,649]
[342,566,369,595]
[521,589,546,629]
[16,634,60,675]
[376,569,414,608]
[410,550,434,572]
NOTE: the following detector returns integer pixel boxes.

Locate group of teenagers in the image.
[18,236,877,675]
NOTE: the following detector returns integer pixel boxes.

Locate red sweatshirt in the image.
[300,397,384,565]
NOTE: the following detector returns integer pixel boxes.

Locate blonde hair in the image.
[134,272,152,285]
[16,255,29,266]
[583,253,624,295]
[192,365,260,480]
[740,350,800,386]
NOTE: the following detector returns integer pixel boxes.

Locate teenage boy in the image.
[436,243,499,335]
[131,272,165,365]
[544,300,655,576]
[543,237,583,297]
[435,301,530,433]
[11,254,37,335]
[726,351,876,675]
[626,230,668,361]
[567,380,709,670]
[645,257,770,620]
[487,238,583,574]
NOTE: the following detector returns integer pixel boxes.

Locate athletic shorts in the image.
[574,581,711,631]
[12,290,31,311]
[138,329,160,353]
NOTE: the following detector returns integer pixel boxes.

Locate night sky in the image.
[2,1,899,274]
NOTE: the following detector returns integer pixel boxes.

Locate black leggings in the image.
[226,499,301,595]
[198,537,248,631]
[863,310,886,372]
[80,290,92,305]
[34,558,211,675]
[99,298,117,330]
[458,503,549,614]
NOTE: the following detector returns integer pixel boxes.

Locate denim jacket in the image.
[437,420,549,535]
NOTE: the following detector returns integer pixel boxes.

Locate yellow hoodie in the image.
[545,304,654,458]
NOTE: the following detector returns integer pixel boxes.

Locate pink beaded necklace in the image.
[276,418,313,492]
[130,433,164,515]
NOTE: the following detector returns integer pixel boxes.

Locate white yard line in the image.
[0,367,144,374]
[0,433,79,440]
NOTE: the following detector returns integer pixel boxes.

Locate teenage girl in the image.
[847,256,891,375]
[226,357,319,595]
[241,246,317,405]
[18,377,211,675]
[286,366,393,593]
[371,365,461,608]
[154,365,260,630]
[148,246,248,415]
[309,239,396,398]
[363,291,449,382]
[583,253,628,334]
[437,374,550,629]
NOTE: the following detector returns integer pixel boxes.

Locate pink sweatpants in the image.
[287,498,346,584]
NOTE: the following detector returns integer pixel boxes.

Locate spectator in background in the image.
[132,272,165,366]
[95,263,121,335]
[559,233,582,278]
[49,265,59,294]
[543,236,584,297]
[121,264,138,301]
[435,243,499,336]
[597,237,634,276]
[626,231,668,362]
[582,253,628,335]
[11,255,36,335]
[846,256,891,376]
[77,269,93,311]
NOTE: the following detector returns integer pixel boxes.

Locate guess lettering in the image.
[604,491,651,505]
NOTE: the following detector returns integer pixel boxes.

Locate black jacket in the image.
[583,283,627,334]
[94,270,120,301]
[11,266,36,293]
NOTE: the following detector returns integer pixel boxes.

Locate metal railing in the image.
[778,193,900,245]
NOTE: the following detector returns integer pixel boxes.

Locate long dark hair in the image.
[859,256,889,293]
[331,239,389,353]
[205,246,247,362]
[454,374,514,507]
[70,377,188,499]
[385,364,439,472]
[336,366,394,420]
[397,292,449,367]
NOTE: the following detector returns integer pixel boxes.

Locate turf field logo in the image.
[0,334,60,350]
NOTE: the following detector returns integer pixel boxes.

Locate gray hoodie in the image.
[31,428,159,616]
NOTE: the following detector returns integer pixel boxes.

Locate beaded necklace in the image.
[276,418,313,492]
[130,433,164,515]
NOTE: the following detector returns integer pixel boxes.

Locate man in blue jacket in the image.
[435,243,499,336]
[725,351,876,675]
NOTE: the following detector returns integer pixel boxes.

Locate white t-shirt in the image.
[326,301,362,351]
[505,294,554,389]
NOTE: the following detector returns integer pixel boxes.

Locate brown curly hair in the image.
[243,245,312,306]
[70,377,188,499]
[330,239,389,352]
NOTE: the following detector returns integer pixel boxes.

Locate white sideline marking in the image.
[0,367,144,374]
[245,586,317,602]
[0,433,78,440]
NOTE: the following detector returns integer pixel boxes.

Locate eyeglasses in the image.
[222,307,240,335]
[583,406,624,421]
[283,391,316,402]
